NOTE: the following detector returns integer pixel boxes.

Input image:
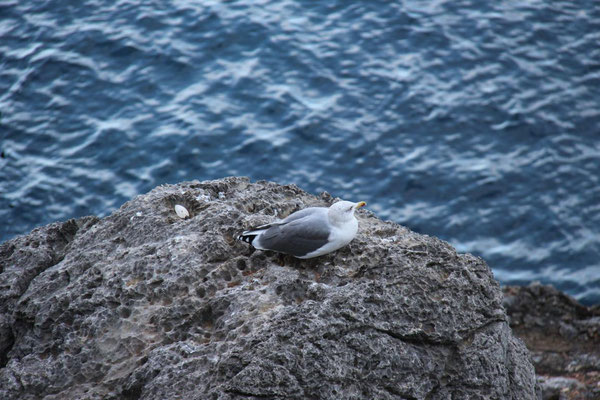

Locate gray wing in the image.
[257,212,331,257]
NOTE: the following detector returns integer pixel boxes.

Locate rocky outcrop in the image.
[504,284,600,400]
[0,177,539,399]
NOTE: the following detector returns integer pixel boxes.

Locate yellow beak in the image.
[356,201,367,208]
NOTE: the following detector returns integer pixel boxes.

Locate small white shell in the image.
[174,204,189,219]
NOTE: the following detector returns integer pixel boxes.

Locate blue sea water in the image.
[1,0,599,304]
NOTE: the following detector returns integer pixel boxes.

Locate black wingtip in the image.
[238,233,257,245]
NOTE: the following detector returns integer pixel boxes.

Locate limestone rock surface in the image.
[0,177,539,399]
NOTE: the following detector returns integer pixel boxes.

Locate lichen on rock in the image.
[0,177,539,399]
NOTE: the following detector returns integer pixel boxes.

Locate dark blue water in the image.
[1,0,599,304]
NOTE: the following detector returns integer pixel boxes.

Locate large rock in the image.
[0,177,539,399]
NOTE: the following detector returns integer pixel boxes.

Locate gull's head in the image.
[328,200,367,224]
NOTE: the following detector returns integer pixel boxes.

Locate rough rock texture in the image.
[0,177,539,399]
[504,284,600,400]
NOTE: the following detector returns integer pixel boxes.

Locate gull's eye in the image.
[347,206,353,211]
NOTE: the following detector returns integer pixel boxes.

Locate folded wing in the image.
[256,214,331,258]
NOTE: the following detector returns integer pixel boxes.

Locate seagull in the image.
[238,200,367,259]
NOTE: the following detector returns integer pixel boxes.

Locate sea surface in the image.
[1,0,599,304]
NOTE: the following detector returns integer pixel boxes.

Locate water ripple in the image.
[1,0,599,303]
